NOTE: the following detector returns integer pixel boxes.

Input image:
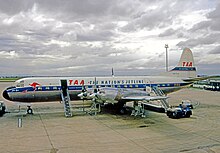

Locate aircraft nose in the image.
[2,89,11,101]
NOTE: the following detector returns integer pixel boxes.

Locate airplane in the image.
[2,48,199,116]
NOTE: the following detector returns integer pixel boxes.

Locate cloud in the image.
[121,4,173,32]
[177,33,220,48]
[158,28,187,38]
[0,50,19,59]
[76,29,116,42]
[209,45,220,54]
[0,0,34,15]
[207,2,220,31]
[176,2,220,49]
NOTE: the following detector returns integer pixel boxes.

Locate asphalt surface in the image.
[0,82,220,153]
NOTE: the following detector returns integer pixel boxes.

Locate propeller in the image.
[77,77,99,100]
[77,83,88,112]
[89,77,99,99]
[77,77,103,103]
[78,83,89,99]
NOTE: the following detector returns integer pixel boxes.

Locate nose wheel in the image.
[27,106,33,114]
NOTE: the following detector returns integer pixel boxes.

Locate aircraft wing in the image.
[121,96,168,101]
[79,87,168,103]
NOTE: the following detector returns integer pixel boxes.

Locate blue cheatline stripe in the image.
[171,67,196,71]
[8,82,190,93]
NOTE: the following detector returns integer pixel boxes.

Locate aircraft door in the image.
[144,78,151,92]
[146,86,152,93]
[60,80,68,97]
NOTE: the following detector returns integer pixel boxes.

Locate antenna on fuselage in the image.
[165,44,169,72]
[111,67,114,88]
[94,77,98,93]
[81,82,86,112]
[112,67,114,77]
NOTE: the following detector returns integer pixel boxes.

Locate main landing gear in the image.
[26,106,33,114]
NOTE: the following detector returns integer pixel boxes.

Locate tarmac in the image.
[0,82,220,153]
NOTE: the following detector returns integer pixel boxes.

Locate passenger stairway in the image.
[61,89,72,117]
[88,101,101,115]
[152,86,169,112]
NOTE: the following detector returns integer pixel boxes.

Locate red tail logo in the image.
[182,62,192,67]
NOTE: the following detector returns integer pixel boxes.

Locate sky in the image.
[0,0,219,76]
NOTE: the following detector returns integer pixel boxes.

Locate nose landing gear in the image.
[0,102,6,117]
[27,106,33,114]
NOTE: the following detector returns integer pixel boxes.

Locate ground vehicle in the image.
[181,100,193,109]
[166,105,192,119]
[0,102,6,117]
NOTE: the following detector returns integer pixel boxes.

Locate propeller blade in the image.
[94,77,98,93]
[78,83,89,99]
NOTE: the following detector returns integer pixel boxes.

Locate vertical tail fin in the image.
[166,48,197,78]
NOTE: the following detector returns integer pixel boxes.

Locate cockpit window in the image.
[15,80,24,87]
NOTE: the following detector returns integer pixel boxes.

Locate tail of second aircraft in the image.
[164,48,197,78]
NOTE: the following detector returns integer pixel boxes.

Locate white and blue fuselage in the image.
[3,76,190,103]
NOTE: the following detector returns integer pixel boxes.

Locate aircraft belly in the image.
[33,91,61,102]
[9,92,36,102]
[8,90,81,102]
[34,91,81,102]
[8,91,60,102]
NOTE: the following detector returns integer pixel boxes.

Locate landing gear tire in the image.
[115,103,126,115]
[119,108,126,114]
[27,106,33,114]
[0,103,6,117]
[185,112,191,118]
[0,110,5,117]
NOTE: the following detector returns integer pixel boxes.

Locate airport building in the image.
[193,77,220,91]
[209,78,220,91]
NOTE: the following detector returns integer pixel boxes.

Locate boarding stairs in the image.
[131,102,146,117]
[87,101,101,116]
[152,86,169,112]
[61,89,72,117]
